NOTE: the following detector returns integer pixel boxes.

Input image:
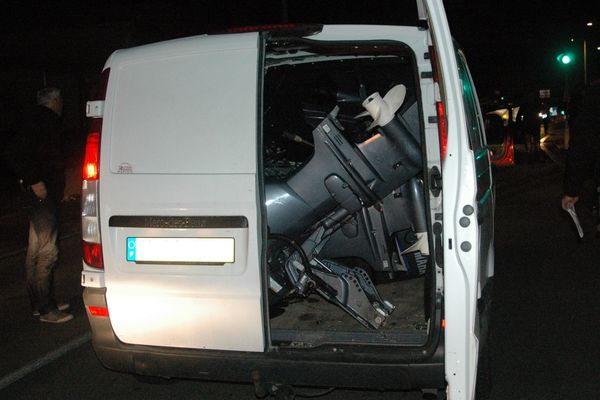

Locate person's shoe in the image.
[39,310,74,324]
[33,302,70,317]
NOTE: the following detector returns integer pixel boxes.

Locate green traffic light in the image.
[557,53,573,65]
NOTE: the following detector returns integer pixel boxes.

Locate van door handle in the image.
[433,222,443,268]
[429,166,442,197]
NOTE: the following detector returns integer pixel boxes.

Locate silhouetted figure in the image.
[2,88,73,323]
[516,93,541,162]
[562,76,600,219]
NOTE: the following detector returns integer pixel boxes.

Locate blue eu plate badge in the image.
[126,238,137,261]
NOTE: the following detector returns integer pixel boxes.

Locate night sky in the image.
[1,0,598,115]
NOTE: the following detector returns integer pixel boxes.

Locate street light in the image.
[584,21,593,85]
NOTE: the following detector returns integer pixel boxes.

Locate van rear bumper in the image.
[84,287,445,390]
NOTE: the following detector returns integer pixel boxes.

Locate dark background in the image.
[0,0,598,159]
[2,2,598,86]
[1,3,599,398]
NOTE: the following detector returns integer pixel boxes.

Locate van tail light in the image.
[83,241,104,269]
[82,68,109,270]
[83,131,101,180]
[437,101,448,160]
[224,23,302,33]
[88,306,109,317]
[429,46,448,160]
[219,23,322,36]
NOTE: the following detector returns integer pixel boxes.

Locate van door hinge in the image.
[429,166,442,197]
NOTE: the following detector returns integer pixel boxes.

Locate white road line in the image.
[0,332,91,391]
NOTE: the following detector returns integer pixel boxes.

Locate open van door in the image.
[419,0,494,398]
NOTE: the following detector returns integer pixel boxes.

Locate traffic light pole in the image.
[583,39,587,86]
[563,70,570,103]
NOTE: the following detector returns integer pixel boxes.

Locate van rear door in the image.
[420,0,491,398]
[454,47,494,292]
[99,33,264,352]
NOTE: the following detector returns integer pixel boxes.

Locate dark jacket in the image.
[563,83,600,197]
[516,99,541,134]
[2,105,65,201]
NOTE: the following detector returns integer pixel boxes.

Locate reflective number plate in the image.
[126,237,234,264]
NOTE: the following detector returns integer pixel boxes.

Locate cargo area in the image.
[261,36,438,348]
[269,277,428,347]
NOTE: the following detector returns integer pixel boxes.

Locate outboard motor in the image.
[265,84,426,329]
[266,84,421,238]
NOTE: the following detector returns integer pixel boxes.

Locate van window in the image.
[455,49,484,152]
[455,47,492,206]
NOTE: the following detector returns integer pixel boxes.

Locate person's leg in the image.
[523,132,534,163]
[25,219,42,312]
[524,132,532,153]
[594,162,600,233]
[533,124,542,159]
[29,201,58,315]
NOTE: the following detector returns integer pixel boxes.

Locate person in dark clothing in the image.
[562,77,600,215]
[2,88,73,323]
[516,93,542,161]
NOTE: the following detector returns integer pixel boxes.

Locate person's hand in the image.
[561,195,579,210]
[31,181,48,200]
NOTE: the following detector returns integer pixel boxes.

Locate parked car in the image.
[484,109,516,166]
[81,1,494,398]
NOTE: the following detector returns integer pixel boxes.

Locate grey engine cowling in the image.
[265,84,421,238]
[265,84,426,329]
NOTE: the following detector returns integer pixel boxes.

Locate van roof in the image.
[104,24,427,71]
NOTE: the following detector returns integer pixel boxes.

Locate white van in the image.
[81,1,494,398]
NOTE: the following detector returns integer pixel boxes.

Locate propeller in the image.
[355,84,406,130]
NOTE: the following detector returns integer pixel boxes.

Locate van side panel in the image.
[99,34,264,352]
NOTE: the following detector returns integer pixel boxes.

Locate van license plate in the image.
[126,237,234,264]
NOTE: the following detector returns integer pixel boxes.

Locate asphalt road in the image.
[487,155,600,399]
[1,144,599,399]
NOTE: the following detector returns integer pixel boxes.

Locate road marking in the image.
[0,332,91,391]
